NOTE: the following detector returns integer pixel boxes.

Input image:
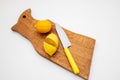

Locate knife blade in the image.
[55,23,80,74]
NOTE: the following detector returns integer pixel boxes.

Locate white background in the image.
[0,0,120,80]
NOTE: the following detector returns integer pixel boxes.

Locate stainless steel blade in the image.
[55,23,71,48]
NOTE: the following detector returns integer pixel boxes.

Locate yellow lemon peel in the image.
[34,20,52,33]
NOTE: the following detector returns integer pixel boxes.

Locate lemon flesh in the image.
[34,20,52,33]
[43,42,57,56]
[46,33,59,47]
[43,33,59,56]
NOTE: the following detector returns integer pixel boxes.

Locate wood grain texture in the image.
[11,9,95,80]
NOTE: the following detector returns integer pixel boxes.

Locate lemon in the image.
[43,33,59,56]
[34,20,52,33]
[46,33,59,47]
[43,42,57,56]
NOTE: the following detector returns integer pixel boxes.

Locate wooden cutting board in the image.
[11,9,95,80]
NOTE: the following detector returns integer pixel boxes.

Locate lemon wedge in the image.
[34,20,52,33]
[43,42,57,56]
[46,33,59,47]
[43,33,59,56]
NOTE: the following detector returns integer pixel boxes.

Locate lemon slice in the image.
[43,33,59,56]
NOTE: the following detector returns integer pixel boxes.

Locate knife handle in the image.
[64,48,80,74]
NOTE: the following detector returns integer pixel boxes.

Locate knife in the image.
[55,23,80,74]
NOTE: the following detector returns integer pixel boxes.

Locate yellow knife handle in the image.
[64,48,80,74]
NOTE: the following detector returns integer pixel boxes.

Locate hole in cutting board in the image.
[22,15,26,18]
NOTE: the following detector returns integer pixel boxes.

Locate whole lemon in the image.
[34,20,52,33]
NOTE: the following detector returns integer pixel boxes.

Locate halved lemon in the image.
[43,33,59,56]
[43,42,57,56]
[46,33,59,47]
